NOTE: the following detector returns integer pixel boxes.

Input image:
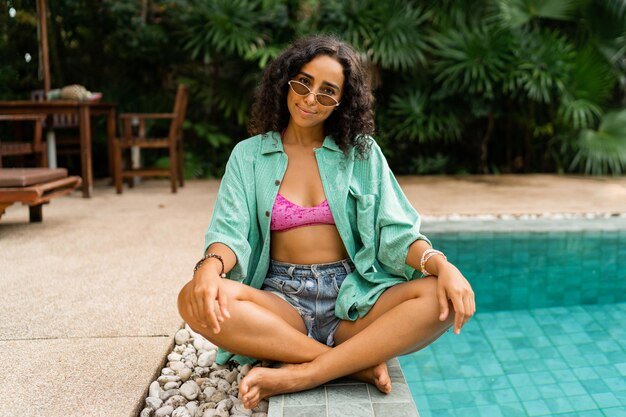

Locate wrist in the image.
[419,248,447,276]
[427,255,449,276]
[194,253,226,278]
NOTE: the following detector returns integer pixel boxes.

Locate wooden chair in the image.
[0,114,48,168]
[112,84,189,193]
[0,168,81,223]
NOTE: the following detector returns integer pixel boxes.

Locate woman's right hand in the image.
[189,262,231,334]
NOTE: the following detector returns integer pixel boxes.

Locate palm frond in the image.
[505,28,575,103]
[317,0,429,70]
[558,46,617,129]
[583,0,626,71]
[388,90,462,143]
[497,0,584,27]
[180,0,268,60]
[430,23,513,98]
[570,109,626,175]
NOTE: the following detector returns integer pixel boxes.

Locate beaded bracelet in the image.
[420,248,446,276]
[194,253,227,278]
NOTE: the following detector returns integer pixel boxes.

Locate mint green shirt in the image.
[204,132,430,365]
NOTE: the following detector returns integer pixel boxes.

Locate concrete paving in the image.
[0,175,625,417]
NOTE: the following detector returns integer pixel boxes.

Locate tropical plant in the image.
[571,109,626,174]
[1,0,625,176]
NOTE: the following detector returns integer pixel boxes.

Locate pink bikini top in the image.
[270,193,335,231]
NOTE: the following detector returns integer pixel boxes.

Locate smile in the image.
[296,104,317,116]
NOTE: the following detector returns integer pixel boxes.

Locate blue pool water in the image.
[399,227,626,417]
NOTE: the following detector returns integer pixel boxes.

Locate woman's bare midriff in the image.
[270,224,348,264]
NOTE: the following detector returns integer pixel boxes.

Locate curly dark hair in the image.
[248,34,375,157]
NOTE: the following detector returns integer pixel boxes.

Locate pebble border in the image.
[139,324,268,417]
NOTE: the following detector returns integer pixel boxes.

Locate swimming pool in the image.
[399,220,626,417]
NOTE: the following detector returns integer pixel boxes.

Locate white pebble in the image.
[172,406,191,417]
[158,375,181,385]
[165,395,188,409]
[162,368,175,376]
[217,379,230,392]
[232,403,252,416]
[239,364,252,377]
[180,380,200,400]
[169,361,185,372]
[210,369,229,380]
[146,397,163,410]
[216,398,233,411]
[149,381,161,398]
[168,353,183,362]
[202,386,216,399]
[197,351,216,367]
[224,369,238,384]
[160,389,180,402]
[164,381,181,390]
[175,329,191,345]
[155,405,174,417]
[201,410,216,417]
[185,400,198,416]
[178,367,193,382]
[209,390,228,403]
[140,408,154,417]
[184,353,198,365]
[196,403,216,416]
[214,409,229,417]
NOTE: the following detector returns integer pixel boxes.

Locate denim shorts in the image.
[262,259,354,347]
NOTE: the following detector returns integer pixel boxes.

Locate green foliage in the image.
[315,0,430,70]
[558,47,616,129]
[571,110,626,174]
[1,0,625,176]
[505,29,576,103]
[388,90,462,143]
[497,0,583,27]
[430,23,513,98]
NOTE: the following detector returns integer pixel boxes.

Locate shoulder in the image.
[230,131,279,160]
[353,135,386,166]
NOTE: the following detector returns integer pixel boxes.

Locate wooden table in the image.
[0,100,116,198]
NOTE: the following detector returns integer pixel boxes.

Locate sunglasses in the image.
[288,80,340,107]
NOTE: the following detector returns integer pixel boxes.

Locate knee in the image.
[413,276,455,326]
[177,281,196,325]
[176,279,242,330]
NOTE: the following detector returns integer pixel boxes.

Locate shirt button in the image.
[275,180,280,186]
[265,211,270,217]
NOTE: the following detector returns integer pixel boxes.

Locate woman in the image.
[178,35,475,409]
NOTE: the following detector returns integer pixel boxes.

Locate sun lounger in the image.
[0,168,81,222]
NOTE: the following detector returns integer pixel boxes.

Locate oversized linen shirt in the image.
[204,132,430,365]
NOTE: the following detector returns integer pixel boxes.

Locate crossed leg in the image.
[178,278,397,395]
[239,276,454,408]
[178,275,453,409]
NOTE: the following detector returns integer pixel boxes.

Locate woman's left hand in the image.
[436,262,475,334]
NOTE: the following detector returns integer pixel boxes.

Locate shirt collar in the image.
[260,131,284,155]
[260,131,343,155]
[322,136,342,153]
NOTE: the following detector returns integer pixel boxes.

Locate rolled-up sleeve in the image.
[373,144,430,279]
[204,145,252,280]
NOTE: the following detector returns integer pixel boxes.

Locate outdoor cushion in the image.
[0,168,68,187]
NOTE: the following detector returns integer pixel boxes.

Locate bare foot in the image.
[239,363,314,409]
[350,362,392,394]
